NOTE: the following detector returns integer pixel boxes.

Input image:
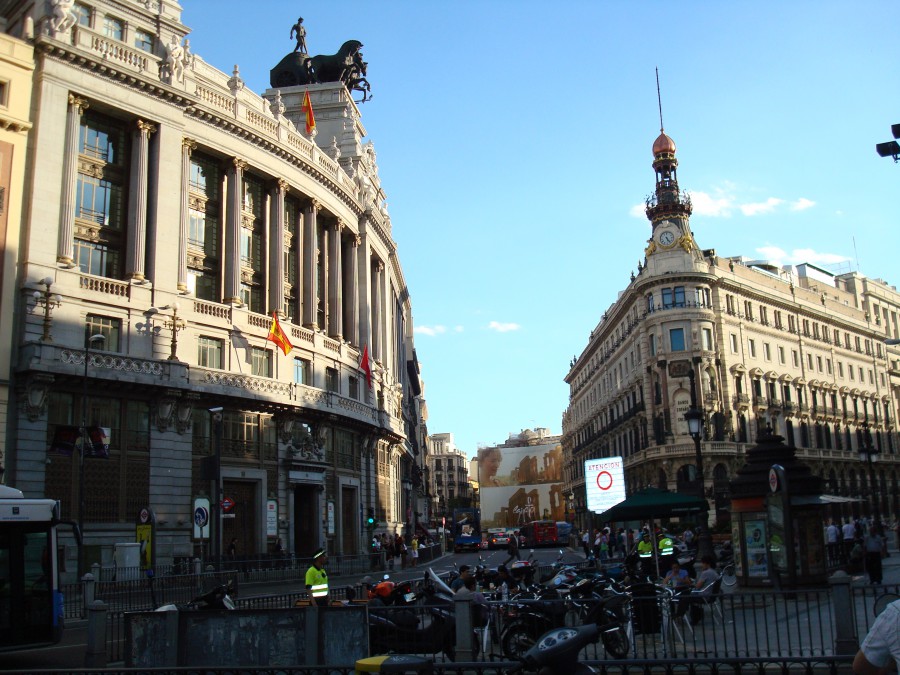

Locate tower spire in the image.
[656,67,664,133]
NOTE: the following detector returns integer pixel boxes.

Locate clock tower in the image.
[644,128,696,257]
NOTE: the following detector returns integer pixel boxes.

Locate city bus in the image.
[452,507,481,552]
[520,520,559,547]
[0,485,73,652]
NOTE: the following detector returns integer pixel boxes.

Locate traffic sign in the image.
[194,506,209,528]
[139,508,150,524]
[221,497,235,512]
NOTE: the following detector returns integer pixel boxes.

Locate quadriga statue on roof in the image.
[270,34,370,102]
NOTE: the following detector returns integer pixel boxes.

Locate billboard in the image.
[584,456,625,514]
[478,442,565,529]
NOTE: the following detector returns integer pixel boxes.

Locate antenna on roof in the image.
[656,67,664,133]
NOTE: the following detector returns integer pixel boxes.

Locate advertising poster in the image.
[745,518,769,578]
[584,456,625,514]
[478,443,564,529]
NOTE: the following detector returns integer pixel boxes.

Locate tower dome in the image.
[652,131,676,156]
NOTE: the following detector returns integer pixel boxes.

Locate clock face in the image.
[659,230,676,247]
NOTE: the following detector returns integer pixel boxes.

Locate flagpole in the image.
[78,333,105,579]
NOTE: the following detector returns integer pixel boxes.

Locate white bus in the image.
[0,484,72,651]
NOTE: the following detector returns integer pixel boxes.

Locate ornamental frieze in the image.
[60,349,164,376]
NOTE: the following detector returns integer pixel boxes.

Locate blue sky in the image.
[183,1,899,458]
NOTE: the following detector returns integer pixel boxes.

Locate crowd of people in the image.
[825,517,894,584]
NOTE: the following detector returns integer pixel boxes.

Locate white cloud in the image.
[629,203,646,218]
[688,190,735,217]
[454,325,464,333]
[414,325,447,337]
[740,197,784,216]
[790,198,815,211]
[488,321,521,333]
[753,245,850,267]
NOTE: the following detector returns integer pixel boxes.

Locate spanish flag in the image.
[266,312,293,356]
[302,89,316,135]
[359,343,372,388]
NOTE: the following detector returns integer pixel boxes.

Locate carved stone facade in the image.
[563,130,900,535]
[1,0,425,578]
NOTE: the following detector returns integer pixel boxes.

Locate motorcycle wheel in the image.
[601,625,630,658]
[501,620,541,660]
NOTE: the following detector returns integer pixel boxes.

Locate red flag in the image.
[301,89,316,135]
[359,343,372,388]
[266,312,293,356]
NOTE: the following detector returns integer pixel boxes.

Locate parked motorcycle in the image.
[509,623,600,675]
[360,574,418,606]
[500,574,631,660]
[156,579,237,612]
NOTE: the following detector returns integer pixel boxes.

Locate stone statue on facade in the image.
[50,0,77,34]
[162,35,192,83]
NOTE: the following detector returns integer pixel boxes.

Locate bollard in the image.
[194,557,201,575]
[453,595,474,662]
[81,572,95,616]
[829,570,857,655]
[83,599,108,668]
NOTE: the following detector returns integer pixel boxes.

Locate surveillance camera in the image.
[208,406,223,413]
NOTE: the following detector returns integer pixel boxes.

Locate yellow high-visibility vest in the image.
[306,565,329,598]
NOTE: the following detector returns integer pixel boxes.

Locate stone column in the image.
[373,259,384,362]
[224,158,246,304]
[357,215,372,354]
[58,94,89,266]
[328,220,343,339]
[125,119,156,281]
[302,201,319,328]
[269,179,288,315]
[345,232,360,347]
[293,207,303,323]
[177,139,196,293]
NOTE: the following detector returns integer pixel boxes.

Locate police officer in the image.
[305,548,329,606]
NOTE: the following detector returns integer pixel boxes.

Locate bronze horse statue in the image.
[270,40,367,97]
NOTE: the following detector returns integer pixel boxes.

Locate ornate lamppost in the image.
[32,277,61,342]
[78,333,105,578]
[685,369,715,561]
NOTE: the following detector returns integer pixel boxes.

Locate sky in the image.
[182,1,900,458]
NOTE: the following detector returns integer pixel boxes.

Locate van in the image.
[520,520,558,547]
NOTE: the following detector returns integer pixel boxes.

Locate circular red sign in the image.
[596,471,613,491]
[768,468,779,493]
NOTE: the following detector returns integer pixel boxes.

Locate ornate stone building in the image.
[0,0,427,575]
[427,433,471,522]
[562,127,900,534]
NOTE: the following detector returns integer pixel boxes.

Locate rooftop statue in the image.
[270,22,371,103]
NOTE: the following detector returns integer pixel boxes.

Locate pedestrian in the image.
[581,529,591,557]
[842,518,856,562]
[503,529,521,566]
[826,519,840,566]
[864,525,886,584]
[410,535,419,567]
[227,537,237,560]
[400,536,408,569]
[305,548,329,607]
[853,597,900,674]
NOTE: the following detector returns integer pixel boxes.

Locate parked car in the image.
[487,527,511,550]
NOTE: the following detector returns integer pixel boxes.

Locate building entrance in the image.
[293,484,320,557]
[222,480,257,557]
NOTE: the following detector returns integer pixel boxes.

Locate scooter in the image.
[156,579,237,611]
[509,623,600,675]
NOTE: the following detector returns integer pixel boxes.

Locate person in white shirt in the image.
[854,599,900,674]
[826,520,840,566]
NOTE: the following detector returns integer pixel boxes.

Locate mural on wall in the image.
[478,443,565,529]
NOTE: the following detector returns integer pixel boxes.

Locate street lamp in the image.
[78,333,105,578]
[32,277,61,342]
[875,124,900,163]
[685,369,715,561]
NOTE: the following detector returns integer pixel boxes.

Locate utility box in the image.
[114,543,142,581]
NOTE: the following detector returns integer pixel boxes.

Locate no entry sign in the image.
[584,456,625,514]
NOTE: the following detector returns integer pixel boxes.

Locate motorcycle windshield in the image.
[427,567,454,598]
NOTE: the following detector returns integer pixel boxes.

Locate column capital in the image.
[332,219,345,233]
[182,137,198,153]
[68,94,89,114]
[275,178,290,194]
[307,199,321,214]
[350,233,361,247]
[136,119,157,136]
[231,157,248,172]
[374,259,385,273]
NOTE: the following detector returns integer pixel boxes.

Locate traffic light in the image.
[366,507,376,529]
